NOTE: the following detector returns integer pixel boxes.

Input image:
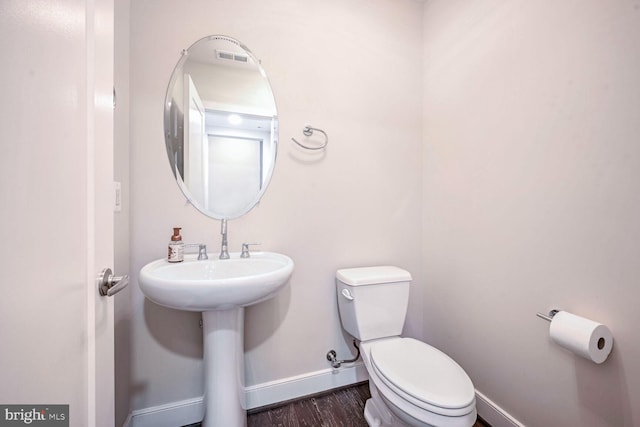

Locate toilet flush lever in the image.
[341,289,354,301]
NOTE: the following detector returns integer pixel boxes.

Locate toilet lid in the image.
[370,338,475,411]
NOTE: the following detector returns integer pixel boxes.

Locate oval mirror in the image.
[164,35,278,219]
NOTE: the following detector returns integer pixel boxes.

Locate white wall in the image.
[185,61,276,114]
[114,0,132,425]
[422,1,640,426]
[128,0,423,412]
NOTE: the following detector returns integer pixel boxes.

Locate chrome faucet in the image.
[185,243,208,260]
[219,219,230,259]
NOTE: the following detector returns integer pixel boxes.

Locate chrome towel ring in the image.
[291,125,328,150]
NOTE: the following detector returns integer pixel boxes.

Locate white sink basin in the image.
[139,252,294,311]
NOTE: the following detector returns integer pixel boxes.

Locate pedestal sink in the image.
[139,252,294,427]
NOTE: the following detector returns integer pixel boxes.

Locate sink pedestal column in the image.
[201,307,246,427]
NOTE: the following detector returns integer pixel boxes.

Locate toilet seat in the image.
[370,338,475,417]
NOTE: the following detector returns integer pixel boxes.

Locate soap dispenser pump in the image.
[168,227,184,263]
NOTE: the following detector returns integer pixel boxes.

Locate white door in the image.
[184,74,208,207]
[208,135,263,217]
[0,1,116,426]
[90,0,117,426]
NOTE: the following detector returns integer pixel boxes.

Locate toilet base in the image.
[364,378,475,427]
[364,381,433,427]
[364,395,435,427]
[364,397,392,427]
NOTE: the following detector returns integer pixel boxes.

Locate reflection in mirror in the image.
[164,36,278,219]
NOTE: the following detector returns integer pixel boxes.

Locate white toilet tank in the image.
[336,266,412,342]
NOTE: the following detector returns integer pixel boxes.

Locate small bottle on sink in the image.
[168,227,184,262]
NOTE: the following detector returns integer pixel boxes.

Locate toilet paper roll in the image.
[549,311,613,364]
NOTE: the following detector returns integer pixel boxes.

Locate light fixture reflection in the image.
[228,114,242,125]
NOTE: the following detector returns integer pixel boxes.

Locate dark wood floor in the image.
[185,381,489,426]
[247,382,371,426]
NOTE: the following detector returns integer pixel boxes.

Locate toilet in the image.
[336,266,477,427]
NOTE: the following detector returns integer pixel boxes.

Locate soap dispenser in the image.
[168,227,184,263]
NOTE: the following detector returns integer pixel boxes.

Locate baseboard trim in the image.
[126,362,368,427]
[475,390,525,427]
[120,413,132,427]
[245,361,368,410]
[125,367,524,427]
[126,396,203,427]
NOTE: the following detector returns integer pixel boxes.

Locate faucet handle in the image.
[197,244,208,260]
[185,243,208,260]
[240,243,261,258]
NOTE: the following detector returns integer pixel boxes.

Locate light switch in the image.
[114,181,122,212]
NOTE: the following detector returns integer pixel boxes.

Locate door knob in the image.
[98,268,129,297]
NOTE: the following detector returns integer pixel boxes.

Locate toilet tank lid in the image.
[336,266,412,286]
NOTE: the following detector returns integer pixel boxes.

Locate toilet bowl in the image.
[362,338,476,427]
[336,266,477,427]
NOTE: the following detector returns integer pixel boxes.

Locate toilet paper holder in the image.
[536,309,560,322]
